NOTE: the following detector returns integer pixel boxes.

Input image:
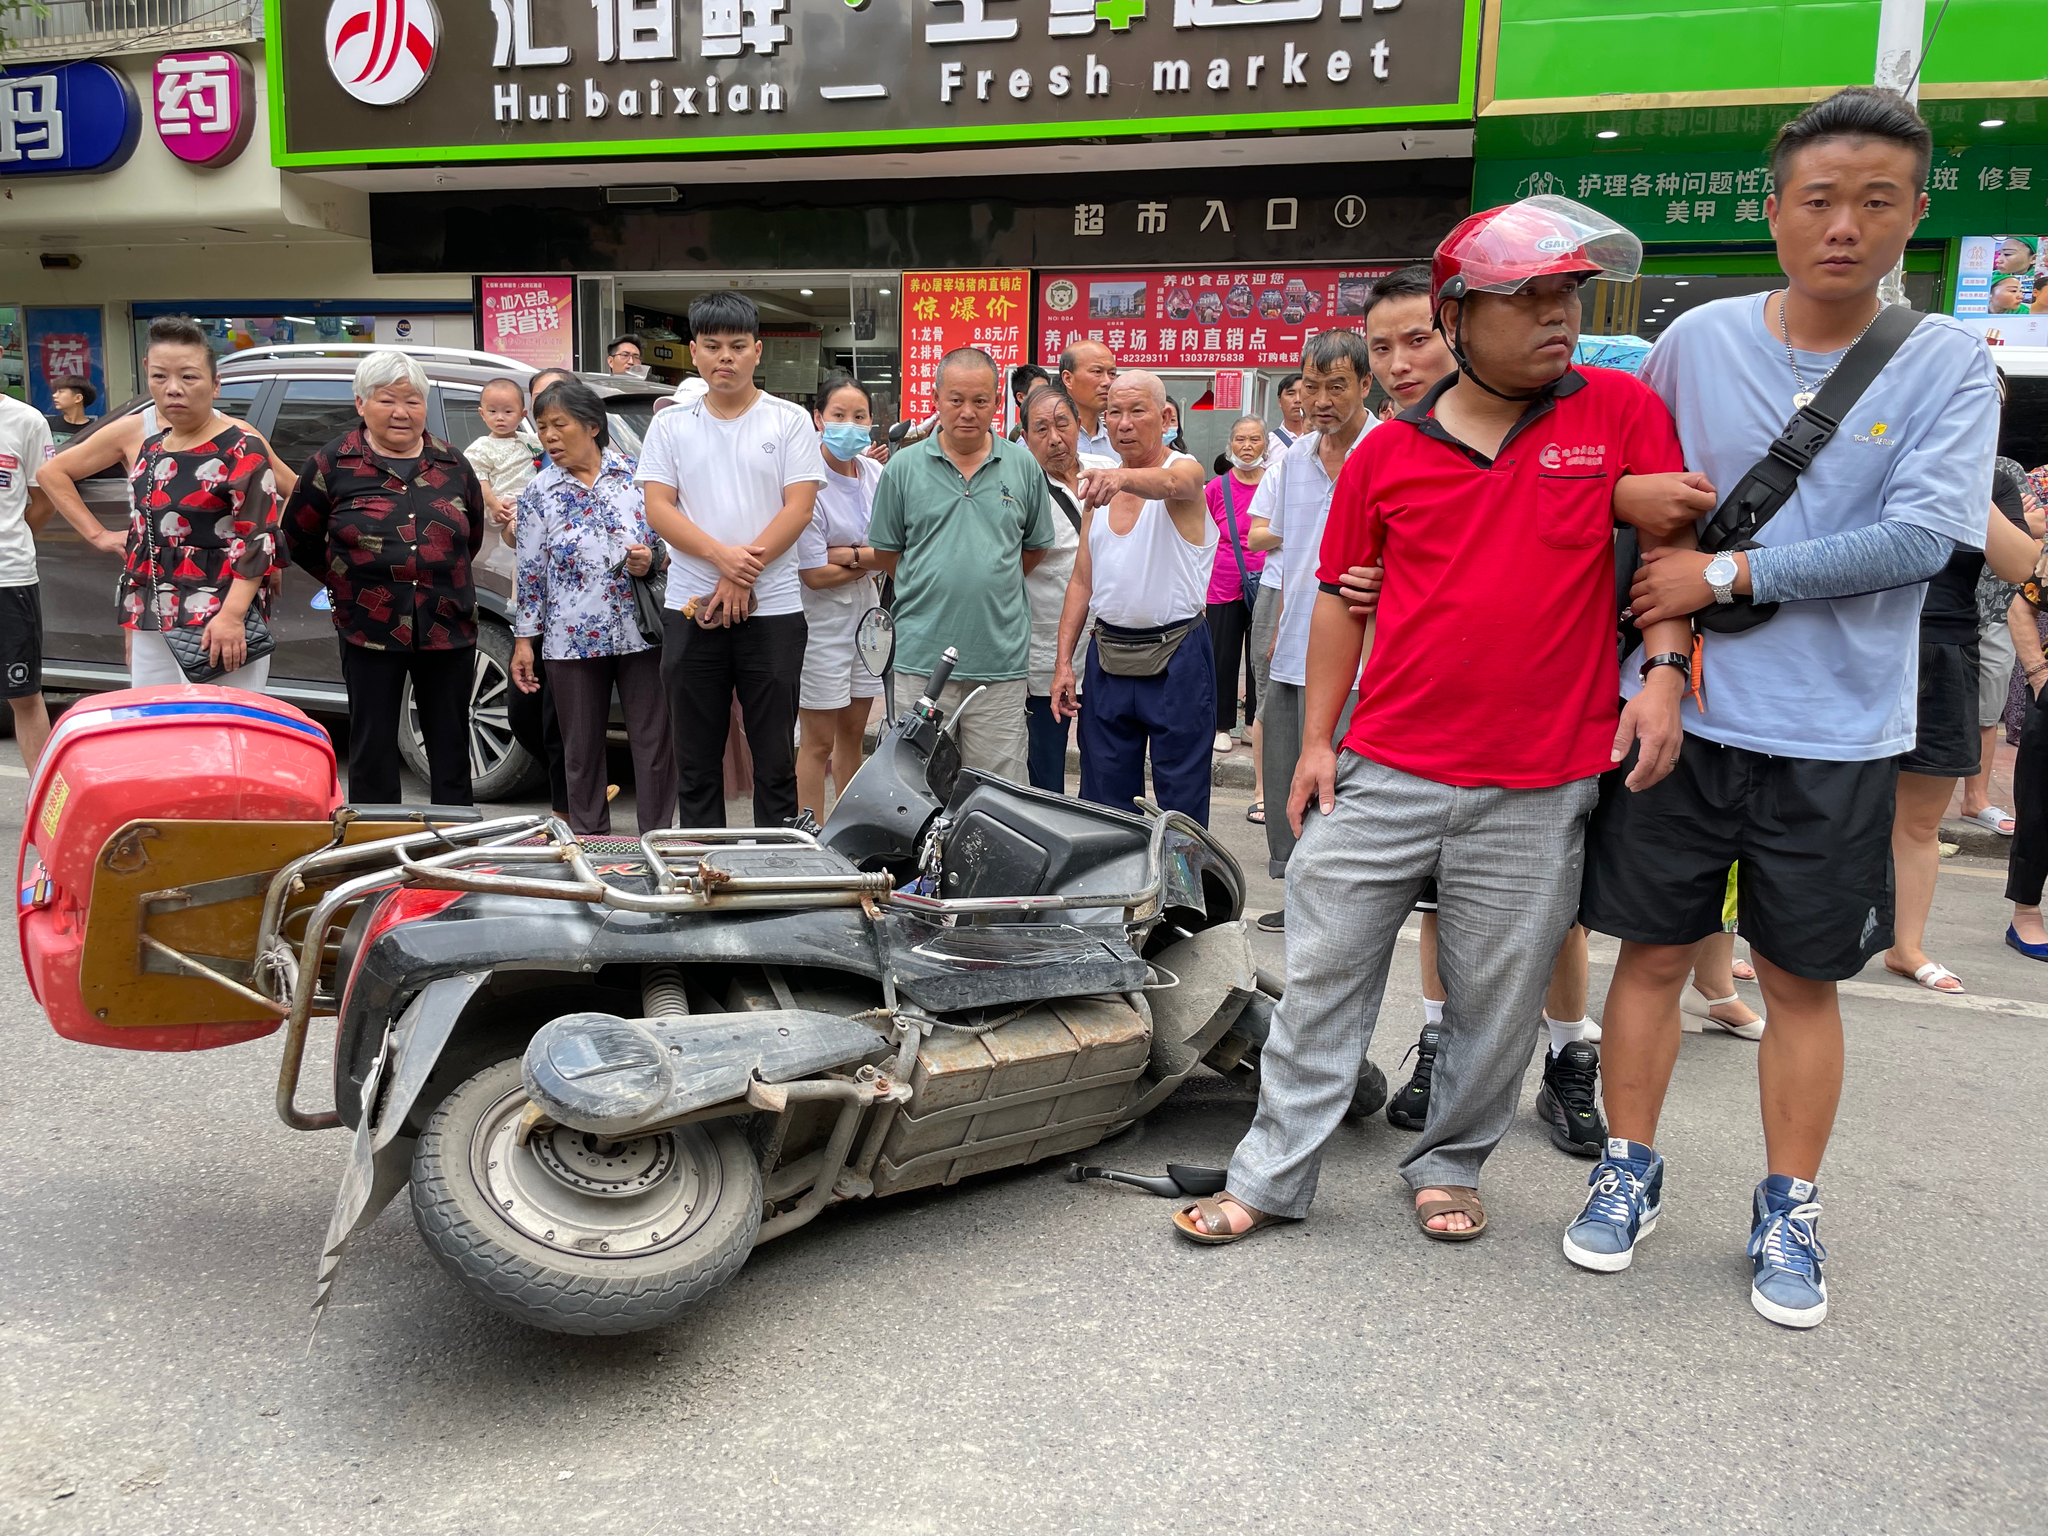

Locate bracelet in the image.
[2028,662,2048,680]
[1640,651,1692,682]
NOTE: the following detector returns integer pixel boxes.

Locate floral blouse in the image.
[121,422,279,631]
[513,450,658,660]
[283,429,485,652]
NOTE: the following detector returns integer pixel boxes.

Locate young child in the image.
[463,376,542,528]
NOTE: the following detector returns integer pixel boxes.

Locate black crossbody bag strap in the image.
[1619,303,1926,649]
[1220,472,1259,615]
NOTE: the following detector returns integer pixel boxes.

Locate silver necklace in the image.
[1777,292,1883,411]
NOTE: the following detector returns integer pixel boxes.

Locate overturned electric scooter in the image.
[23,618,1382,1336]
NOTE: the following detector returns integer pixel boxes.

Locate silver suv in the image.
[43,344,671,798]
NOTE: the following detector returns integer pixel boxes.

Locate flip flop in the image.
[1901,960,1965,995]
[1172,1193,1291,1245]
[1246,800,1266,825]
[1963,806,2016,836]
[1414,1186,1487,1242]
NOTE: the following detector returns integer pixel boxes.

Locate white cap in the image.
[672,377,709,403]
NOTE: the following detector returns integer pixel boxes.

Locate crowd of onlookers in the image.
[2,86,2044,1336]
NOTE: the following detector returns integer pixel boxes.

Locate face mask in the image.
[1232,448,1264,467]
[821,423,871,459]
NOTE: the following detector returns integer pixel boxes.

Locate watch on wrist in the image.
[1703,551,1740,605]
[1640,651,1692,683]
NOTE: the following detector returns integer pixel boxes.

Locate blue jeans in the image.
[1025,690,1068,793]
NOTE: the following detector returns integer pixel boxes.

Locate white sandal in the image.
[1963,806,2015,837]
[1681,990,1765,1040]
[1903,960,1966,995]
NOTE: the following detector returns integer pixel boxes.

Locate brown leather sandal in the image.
[1172,1193,1290,1245]
[1414,1186,1488,1242]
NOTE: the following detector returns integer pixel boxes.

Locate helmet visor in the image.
[1453,195,1644,295]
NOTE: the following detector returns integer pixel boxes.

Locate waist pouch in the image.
[1094,616,1202,678]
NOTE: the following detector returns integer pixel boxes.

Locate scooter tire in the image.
[411,1058,762,1336]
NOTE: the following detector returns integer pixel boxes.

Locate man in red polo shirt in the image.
[1173,197,1698,1246]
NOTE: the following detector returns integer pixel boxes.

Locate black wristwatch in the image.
[1640,651,1692,682]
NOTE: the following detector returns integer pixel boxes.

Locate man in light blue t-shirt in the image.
[1566,88,1998,1331]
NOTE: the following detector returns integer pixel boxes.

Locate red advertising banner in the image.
[480,276,575,372]
[1036,266,1401,371]
[901,270,1030,428]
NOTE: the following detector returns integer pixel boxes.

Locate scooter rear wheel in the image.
[411,1057,762,1336]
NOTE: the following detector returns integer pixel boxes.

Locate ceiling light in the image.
[878,288,891,296]
[1674,280,1689,286]
[800,288,814,296]
[1981,118,2006,128]
[1595,129,1618,140]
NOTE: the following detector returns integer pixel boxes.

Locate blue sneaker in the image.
[1562,1137,1663,1273]
[1749,1175,1827,1328]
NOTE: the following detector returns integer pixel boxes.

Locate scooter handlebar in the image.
[920,645,959,704]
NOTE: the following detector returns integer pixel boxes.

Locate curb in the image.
[1941,819,2013,863]
[1060,744,1257,789]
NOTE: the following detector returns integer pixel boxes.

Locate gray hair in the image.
[353,349,429,402]
[1108,369,1167,408]
[1230,414,1268,438]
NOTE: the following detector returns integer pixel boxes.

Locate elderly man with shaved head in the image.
[1051,369,1217,824]
[867,345,1057,781]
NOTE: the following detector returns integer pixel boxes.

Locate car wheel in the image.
[411,1057,762,1336]
[398,621,543,801]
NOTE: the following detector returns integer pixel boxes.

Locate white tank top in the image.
[1088,452,1217,629]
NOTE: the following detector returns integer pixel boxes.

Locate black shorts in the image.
[1414,876,1438,914]
[0,585,42,699]
[1900,638,1981,778]
[1579,734,1897,982]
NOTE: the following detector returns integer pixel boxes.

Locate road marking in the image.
[1939,864,2009,880]
[1399,919,2047,1021]
[1836,977,2048,1021]
[0,762,23,779]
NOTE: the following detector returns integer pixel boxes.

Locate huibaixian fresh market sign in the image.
[269,0,1477,164]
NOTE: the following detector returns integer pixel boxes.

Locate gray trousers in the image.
[1259,677,1356,879]
[1228,753,1599,1212]
[898,672,1029,785]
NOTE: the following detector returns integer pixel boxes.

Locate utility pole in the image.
[1875,0,1926,307]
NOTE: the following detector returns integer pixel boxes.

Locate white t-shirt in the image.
[1625,295,1997,760]
[0,395,54,588]
[1248,420,1375,686]
[635,390,827,616]
[797,453,884,569]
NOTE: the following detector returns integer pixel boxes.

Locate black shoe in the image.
[1384,1028,1439,1130]
[1255,909,1285,933]
[1536,1038,1607,1157]
[1346,1060,1389,1121]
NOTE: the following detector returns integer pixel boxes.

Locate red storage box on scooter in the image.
[19,686,342,1051]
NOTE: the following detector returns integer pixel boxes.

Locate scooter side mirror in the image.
[856,607,894,679]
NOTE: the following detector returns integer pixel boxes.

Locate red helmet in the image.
[1431,195,1643,310]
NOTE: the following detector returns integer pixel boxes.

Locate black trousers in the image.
[550,650,679,837]
[341,642,475,806]
[661,608,806,828]
[1207,596,1258,731]
[2009,689,2048,907]
[506,650,570,814]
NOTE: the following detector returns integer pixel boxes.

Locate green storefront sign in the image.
[1475,145,2048,241]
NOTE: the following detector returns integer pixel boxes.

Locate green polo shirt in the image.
[867,430,1055,681]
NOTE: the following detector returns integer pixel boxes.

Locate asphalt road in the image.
[3,757,2044,1535]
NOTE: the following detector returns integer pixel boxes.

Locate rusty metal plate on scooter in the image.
[77,819,433,1030]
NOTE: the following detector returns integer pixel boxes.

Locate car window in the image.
[605,395,656,464]
[269,379,359,472]
[441,388,488,457]
[214,380,263,420]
